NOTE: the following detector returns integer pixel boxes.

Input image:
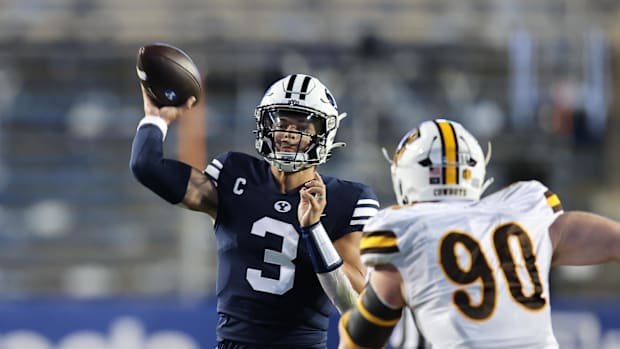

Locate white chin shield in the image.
[270,151,311,172]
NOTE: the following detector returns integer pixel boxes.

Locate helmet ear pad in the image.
[254,74,344,172]
[390,119,489,204]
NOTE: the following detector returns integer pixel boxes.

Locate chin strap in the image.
[381,147,393,164]
[480,141,494,196]
[484,141,492,165]
[325,113,348,160]
[327,112,348,154]
[481,177,495,196]
[329,142,347,152]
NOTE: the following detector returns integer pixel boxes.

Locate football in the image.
[136,43,202,107]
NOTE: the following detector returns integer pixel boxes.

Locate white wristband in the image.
[307,222,342,270]
[137,115,168,140]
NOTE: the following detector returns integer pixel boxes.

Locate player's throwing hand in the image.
[141,85,196,125]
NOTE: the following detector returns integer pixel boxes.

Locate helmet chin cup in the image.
[269,151,311,173]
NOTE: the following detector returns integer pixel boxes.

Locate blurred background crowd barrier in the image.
[0,0,619,348]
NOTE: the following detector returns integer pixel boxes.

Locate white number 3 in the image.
[245,217,299,295]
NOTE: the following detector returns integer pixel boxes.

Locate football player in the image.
[339,119,620,349]
[130,74,379,348]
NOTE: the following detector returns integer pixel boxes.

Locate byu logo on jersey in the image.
[274,200,292,213]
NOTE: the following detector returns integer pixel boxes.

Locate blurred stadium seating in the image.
[0,0,619,347]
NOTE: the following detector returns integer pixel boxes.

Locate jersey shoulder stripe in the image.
[361,230,399,254]
[203,151,266,186]
[350,199,380,226]
[544,190,562,213]
[360,205,430,267]
[360,229,400,266]
[204,158,224,186]
[322,176,380,234]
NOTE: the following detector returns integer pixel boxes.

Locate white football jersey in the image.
[361,181,564,349]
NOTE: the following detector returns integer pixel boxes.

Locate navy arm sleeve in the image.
[129,124,192,204]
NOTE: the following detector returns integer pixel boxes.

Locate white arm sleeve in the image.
[317,267,358,314]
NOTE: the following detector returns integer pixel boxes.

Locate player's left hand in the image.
[298,172,327,227]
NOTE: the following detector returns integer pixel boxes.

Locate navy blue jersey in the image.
[204,152,379,347]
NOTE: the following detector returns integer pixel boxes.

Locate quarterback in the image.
[339,119,620,349]
[130,74,379,348]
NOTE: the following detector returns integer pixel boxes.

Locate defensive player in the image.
[130,74,379,348]
[339,119,620,349]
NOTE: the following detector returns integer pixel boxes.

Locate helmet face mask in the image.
[390,119,491,204]
[255,74,344,172]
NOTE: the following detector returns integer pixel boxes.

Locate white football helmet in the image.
[255,74,346,172]
[385,119,493,204]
